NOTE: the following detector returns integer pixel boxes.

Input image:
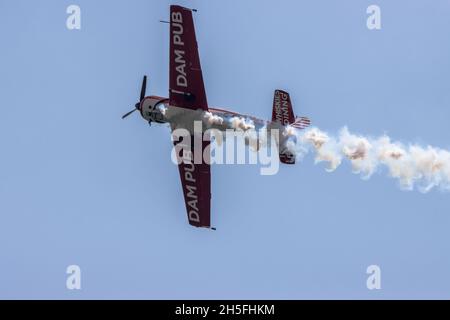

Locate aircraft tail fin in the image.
[271,90,311,165]
[272,90,295,126]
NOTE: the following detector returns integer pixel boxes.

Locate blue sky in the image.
[1,0,450,299]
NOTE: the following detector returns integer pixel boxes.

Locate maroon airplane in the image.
[122,5,311,229]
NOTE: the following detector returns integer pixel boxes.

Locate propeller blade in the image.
[122,108,137,119]
[140,75,147,101]
[122,76,147,120]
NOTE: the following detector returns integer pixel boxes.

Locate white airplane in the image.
[122,5,311,229]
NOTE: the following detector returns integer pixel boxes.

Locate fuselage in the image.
[139,95,298,160]
[140,95,283,133]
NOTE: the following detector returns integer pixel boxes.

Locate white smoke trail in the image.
[203,111,224,126]
[203,112,256,130]
[201,110,450,192]
[286,126,450,192]
[203,112,263,150]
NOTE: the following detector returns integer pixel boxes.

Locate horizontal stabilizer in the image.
[291,116,311,129]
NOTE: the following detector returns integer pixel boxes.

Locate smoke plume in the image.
[288,126,450,192]
[189,110,450,192]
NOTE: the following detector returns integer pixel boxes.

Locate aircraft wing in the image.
[172,131,211,228]
[169,5,208,111]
